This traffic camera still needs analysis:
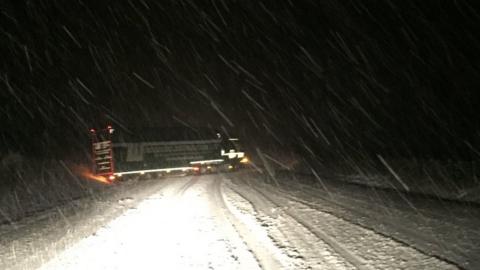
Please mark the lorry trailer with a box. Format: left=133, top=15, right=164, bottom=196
left=90, top=126, right=248, bottom=181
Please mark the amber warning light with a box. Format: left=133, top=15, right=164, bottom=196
left=72, top=165, right=112, bottom=185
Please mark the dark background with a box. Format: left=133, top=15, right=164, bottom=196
left=1, top=0, right=479, bottom=164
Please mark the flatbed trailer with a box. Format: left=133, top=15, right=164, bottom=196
left=90, top=126, right=247, bottom=181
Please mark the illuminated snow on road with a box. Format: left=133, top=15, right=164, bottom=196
left=2, top=173, right=465, bottom=270
left=40, top=178, right=260, bottom=270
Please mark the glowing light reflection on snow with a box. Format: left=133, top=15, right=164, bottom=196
left=39, top=182, right=253, bottom=270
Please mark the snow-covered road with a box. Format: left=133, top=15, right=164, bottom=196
left=39, top=176, right=263, bottom=270
left=1, top=171, right=476, bottom=269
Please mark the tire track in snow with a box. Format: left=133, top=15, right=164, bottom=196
left=283, top=181, right=477, bottom=235
left=247, top=184, right=374, bottom=270
left=174, top=175, right=200, bottom=196
left=209, top=177, right=284, bottom=270
left=248, top=183, right=458, bottom=270
left=39, top=175, right=259, bottom=270
left=274, top=182, right=469, bottom=269
left=225, top=181, right=357, bottom=270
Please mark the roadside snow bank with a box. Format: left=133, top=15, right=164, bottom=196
left=0, top=153, right=109, bottom=224
left=280, top=158, right=480, bottom=204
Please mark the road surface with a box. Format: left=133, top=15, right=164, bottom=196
left=1, top=171, right=478, bottom=269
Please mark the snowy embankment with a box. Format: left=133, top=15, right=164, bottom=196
left=10, top=173, right=460, bottom=270
left=0, top=168, right=166, bottom=270
left=0, top=153, right=109, bottom=224
left=0, top=170, right=474, bottom=269
left=281, top=157, right=480, bottom=204
left=231, top=170, right=480, bottom=269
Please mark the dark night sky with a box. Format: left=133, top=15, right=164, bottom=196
left=1, top=0, right=479, bottom=161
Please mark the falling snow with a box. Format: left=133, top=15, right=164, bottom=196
left=1, top=1, right=480, bottom=269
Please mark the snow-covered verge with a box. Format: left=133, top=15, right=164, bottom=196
left=227, top=171, right=480, bottom=269
left=279, top=158, right=480, bottom=204
left=224, top=174, right=463, bottom=270
left=0, top=153, right=110, bottom=224
left=0, top=173, right=168, bottom=270
left=0, top=171, right=473, bottom=270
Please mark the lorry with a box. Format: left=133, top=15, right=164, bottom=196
left=89, top=126, right=248, bottom=181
